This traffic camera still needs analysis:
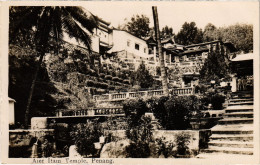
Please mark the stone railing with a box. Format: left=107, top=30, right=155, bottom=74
left=56, top=107, right=124, bottom=117
left=93, top=87, right=194, bottom=101
left=173, top=87, right=193, bottom=95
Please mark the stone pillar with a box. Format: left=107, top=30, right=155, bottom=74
left=231, top=75, right=237, bottom=92
left=153, top=46, right=157, bottom=65
left=169, top=54, right=172, bottom=64
left=164, top=51, right=167, bottom=64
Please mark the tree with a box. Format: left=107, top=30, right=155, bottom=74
left=121, top=14, right=150, bottom=38
left=220, top=24, right=253, bottom=53
left=161, top=25, right=174, bottom=39
left=175, top=22, right=203, bottom=45
left=9, top=6, right=98, bottom=127
left=203, top=23, right=253, bottom=53
left=152, top=6, right=169, bottom=96
left=203, top=23, right=218, bottom=42
left=199, top=43, right=231, bottom=83
left=130, top=62, right=154, bottom=89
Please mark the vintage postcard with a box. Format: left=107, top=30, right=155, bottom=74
left=0, top=1, right=259, bottom=164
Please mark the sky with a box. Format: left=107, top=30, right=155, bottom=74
left=83, top=1, right=257, bottom=33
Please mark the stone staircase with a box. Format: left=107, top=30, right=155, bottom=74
left=199, top=91, right=254, bottom=156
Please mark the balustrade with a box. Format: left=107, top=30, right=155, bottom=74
left=93, top=87, right=194, bottom=102
left=57, top=107, right=124, bottom=117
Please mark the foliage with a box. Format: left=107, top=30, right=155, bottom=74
left=199, top=43, right=231, bottom=83
left=203, top=23, right=253, bottom=53
left=9, top=45, right=58, bottom=124
left=9, top=6, right=98, bottom=127
left=201, top=92, right=226, bottom=110
left=123, top=99, right=148, bottom=127
left=161, top=25, right=174, bottom=39
left=155, top=137, right=175, bottom=158
left=149, top=96, right=202, bottom=130
left=130, top=62, right=155, bottom=89
left=146, top=96, right=168, bottom=128
left=120, top=14, right=150, bottom=38
left=163, top=96, right=201, bottom=130
left=175, top=133, right=191, bottom=155
left=203, top=23, right=218, bottom=42
left=70, top=120, right=103, bottom=157
left=175, top=22, right=203, bottom=45
left=125, top=116, right=154, bottom=158
left=10, top=6, right=98, bottom=50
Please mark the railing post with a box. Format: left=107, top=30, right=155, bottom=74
left=108, top=94, right=112, bottom=100
left=126, top=92, right=129, bottom=99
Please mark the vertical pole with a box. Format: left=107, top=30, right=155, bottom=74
left=152, top=6, right=169, bottom=96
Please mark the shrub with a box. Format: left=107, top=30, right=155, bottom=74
left=149, top=96, right=202, bottom=130
left=100, top=83, right=108, bottom=89
left=86, top=80, right=94, bottom=87
left=211, top=94, right=225, bottom=110
left=125, top=116, right=153, bottom=158
left=112, top=77, right=119, bottom=82
left=105, top=75, right=112, bottom=80
left=123, top=80, right=130, bottom=84
left=70, top=120, right=103, bottom=157
left=155, top=137, right=175, bottom=158
left=99, top=73, right=105, bottom=78
left=123, top=99, right=148, bottom=127
left=118, top=78, right=123, bottom=83
left=201, top=92, right=226, bottom=110
left=175, top=133, right=191, bottom=155
left=108, top=86, right=115, bottom=90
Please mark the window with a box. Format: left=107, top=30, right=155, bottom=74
left=127, top=40, right=131, bottom=47
left=144, top=48, right=147, bottom=53
left=135, top=43, right=140, bottom=50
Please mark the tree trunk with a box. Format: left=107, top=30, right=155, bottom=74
left=152, top=6, right=169, bottom=96
left=24, top=52, right=45, bottom=128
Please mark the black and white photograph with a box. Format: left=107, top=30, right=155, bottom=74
left=1, top=1, right=259, bottom=164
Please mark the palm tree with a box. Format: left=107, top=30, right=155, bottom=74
left=9, top=6, right=99, bottom=128
left=152, top=6, right=169, bottom=96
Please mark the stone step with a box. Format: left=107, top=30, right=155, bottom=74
left=228, top=101, right=253, bottom=106
left=229, top=98, right=253, bottom=103
left=218, top=118, right=253, bottom=124
left=196, top=153, right=254, bottom=159
left=210, top=134, right=253, bottom=141
left=224, top=112, right=253, bottom=118
left=211, top=129, right=253, bottom=134
left=208, top=140, right=254, bottom=148
left=201, top=146, right=253, bottom=155
left=225, top=105, right=253, bottom=113
left=211, top=124, right=254, bottom=133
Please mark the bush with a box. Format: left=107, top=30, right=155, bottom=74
left=105, top=75, right=112, bottom=80
left=99, top=73, right=105, bottom=78
left=85, top=80, right=93, bottom=87
left=211, top=94, right=225, bottom=110
left=123, top=80, right=130, bottom=84
left=149, top=95, right=202, bottom=130
left=175, top=133, right=191, bottom=155
left=70, top=120, right=103, bottom=157
left=112, top=77, right=119, bottom=82
left=100, top=83, right=108, bottom=89
left=108, top=86, right=115, bottom=90
left=155, top=137, right=175, bottom=158
left=201, top=92, right=226, bottom=110
left=125, top=116, right=154, bottom=158
left=123, top=99, right=148, bottom=127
